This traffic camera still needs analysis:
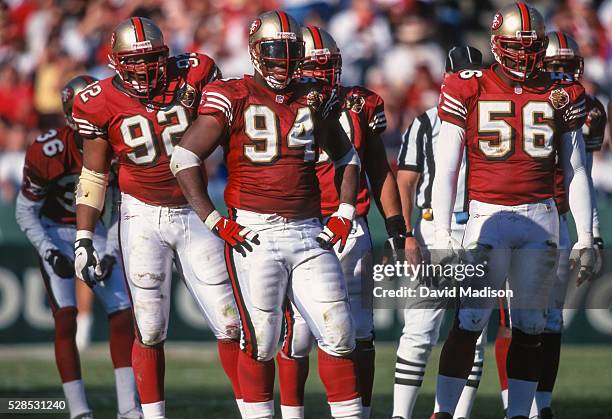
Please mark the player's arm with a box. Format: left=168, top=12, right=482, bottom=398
left=560, top=129, right=595, bottom=284
left=317, top=116, right=360, bottom=252
left=171, top=115, right=259, bottom=256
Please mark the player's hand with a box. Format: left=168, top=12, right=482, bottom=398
left=317, top=204, right=354, bottom=253
left=205, top=210, right=260, bottom=257
left=74, top=231, right=102, bottom=287
left=96, top=254, right=117, bottom=281
left=431, top=230, right=463, bottom=266
left=593, top=237, right=605, bottom=278
left=44, top=249, right=75, bottom=279
left=404, top=236, right=423, bottom=267
left=570, top=242, right=596, bottom=286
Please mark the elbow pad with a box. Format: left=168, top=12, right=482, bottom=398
left=76, top=167, right=108, bottom=211
left=333, top=147, right=361, bottom=169
left=170, top=145, right=201, bottom=176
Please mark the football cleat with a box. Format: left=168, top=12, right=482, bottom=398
left=248, top=10, right=304, bottom=90
left=490, top=2, right=547, bottom=81
left=544, top=31, right=583, bottom=79
left=61, top=75, right=99, bottom=132
left=108, top=17, right=169, bottom=98
left=301, top=26, right=342, bottom=88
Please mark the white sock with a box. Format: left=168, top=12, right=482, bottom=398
left=236, top=399, right=246, bottom=418
left=62, top=379, right=90, bottom=418
left=507, top=378, right=538, bottom=418
left=280, top=404, right=304, bottom=419
left=434, top=375, right=466, bottom=415
left=535, top=391, right=552, bottom=411
left=329, top=397, right=362, bottom=418
left=501, top=389, right=509, bottom=411
left=529, top=397, right=539, bottom=418
left=114, top=367, right=140, bottom=414
left=141, top=400, right=165, bottom=419
left=454, top=361, right=482, bottom=418
left=244, top=400, right=274, bottom=419
left=76, top=313, right=93, bottom=351
left=362, top=405, right=371, bottom=419
left=392, top=356, right=426, bottom=418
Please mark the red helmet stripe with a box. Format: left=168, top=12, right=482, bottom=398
left=308, top=26, right=323, bottom=50
left=517, top=2, right=531, bottom=31
left=557, top=31, right=567, bottom=48
left=276, top=11, right=290, bottom=32
left=132, top=17, right=146, bottom=42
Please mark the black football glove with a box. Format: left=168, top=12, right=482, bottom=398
left=96, top=254, right=117, bottom=281
left=74, top=237, right=102, bottom=288
left=594, top=237, right=605, bottom=278
left=44, top=249, right=75, bottom=279
left=384, top=215, right=407, bottom=259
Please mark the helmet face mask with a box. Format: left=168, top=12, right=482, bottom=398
left=108, top=17, right=169, bottom=99
left=248, top=11, right=304, bottom=90
left=300, top=26, right=342, bottom=88
left=490, top=2, right=547, bottom=82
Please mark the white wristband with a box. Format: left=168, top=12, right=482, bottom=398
left=76, top=230, right=94, bottom=241
left=204, top=210, right=222, bottom=230
left=336, top=203, right=356, bottom=220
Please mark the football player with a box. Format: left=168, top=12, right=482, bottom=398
left=171, top=11, right=362, bottom=419
left=430, top=3, right=595, bottom=418
left=274, top=26, right=407, bottom=419
left=494, top=31, right=607, bottom=419
left=71, top=18, right=243, bottom=419
left=393, top=46, right=486, bottom=419
left=15, top=75, right=141, bottom=419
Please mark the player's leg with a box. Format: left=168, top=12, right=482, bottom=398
left=495, top=299, right=512, bottom=415
left=454, top=326, right=486, bottom=419
left=92, top=224, right=141, bottom=418
left=288, top=219, right=360, bottom=419
left=226, top=210, right=290, bottom=419
left=75, top=280, right=94, bottom=350
left=277, top=301, right=315, bottom=419
left=41, top=223, right=92, bottom=418
left=434, top=203, right=511, bottom=417
left=506, top=202, right=559, bottom=419
left=119, top=196, right=173, bottom=419
left=172, top=208, right=243, bottom=415
left=534, top=214, right=571, bottom=418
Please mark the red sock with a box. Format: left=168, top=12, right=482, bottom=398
left=317, top=347, right=359, bottom=403
left=108, top=309, right=134, bottom=369
left=54, top=307, right=81, bottom=382
left=355, top=340, right=375, bottom=407
left=277, top=352, right=309, bottom=406
left=496, top=336, right=511, bottom=391
left=132, top=341, right=165, bottom=404
left=218, top=339, right=242, bottom=399
left=238, top=351, right=275, bottom=403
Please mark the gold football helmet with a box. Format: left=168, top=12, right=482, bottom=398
left=248, top=11, right=304, bottom=90
left=108, top=17, right=169, bottom=98
left=61, top=75, right=98, bottom=130
left=301, top=26, right=342, bottom=88
left=544, top=31, right=583, bottom=79
left=490, top=2, right=548, bottom=81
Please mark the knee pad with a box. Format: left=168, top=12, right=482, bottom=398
left=319, top=303, right=356, bottom=357
left=137, top=325, right=167, bottom=347
left=54, top=306, right=78, bottom=340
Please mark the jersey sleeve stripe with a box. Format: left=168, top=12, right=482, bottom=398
left=440, top=105, right=466, bottom=120
left=442, top=92, right=467, bottom=111
left=202, top=103, right=232, bottom=123
left=206, top=96, right=232, bottom=110
left=441, top=95, right=467, bottom=115
left=205, top=91, right=232, bottom=109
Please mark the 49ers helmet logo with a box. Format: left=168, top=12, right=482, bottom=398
left=249, top=18, right=262, bottom=36
left=61, top=87, right=74, bottom=104
left=491, top=13, right=503, bottom=30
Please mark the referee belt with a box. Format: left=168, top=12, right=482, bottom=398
left=421, top=208, right=469, bottom=225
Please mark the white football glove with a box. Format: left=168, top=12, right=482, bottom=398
left=74, top=230, right=103, bottom=287
left=570, top=241, right=596, bottom=286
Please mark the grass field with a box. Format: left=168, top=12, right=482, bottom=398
left=0, top=342, right=610, bottom=419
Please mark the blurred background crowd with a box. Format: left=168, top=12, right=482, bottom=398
left=1, top=0, right=612, bottom=204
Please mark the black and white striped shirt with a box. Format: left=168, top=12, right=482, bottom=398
left=397, top=106, right=468, bottom=213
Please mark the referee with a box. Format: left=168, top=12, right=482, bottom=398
left=393, top=46, right=484, bottom=419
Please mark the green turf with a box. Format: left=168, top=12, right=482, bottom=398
left=0, top=342, right=610, bottom=418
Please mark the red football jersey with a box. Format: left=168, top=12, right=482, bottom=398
left=554, top=93, right=606, bottom=214
left=72, top=53, right=219, bottom=206
left=199, top=76, right=338, bottom=219
left=316, top=85, right=386, bottom=217
left=21, top=127, right=82, bottom=224
left=438, top=65, right=586, bottom=206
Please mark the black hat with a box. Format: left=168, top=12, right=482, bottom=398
left=445, top=45, right=483, bottom=73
